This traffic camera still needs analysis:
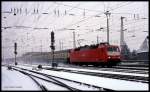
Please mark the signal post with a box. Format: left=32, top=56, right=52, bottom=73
left=14, top=42, right=18, bottom=65
left=50, top=31, right=57, bottom=68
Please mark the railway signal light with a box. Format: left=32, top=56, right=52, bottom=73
left=50, top=31, right=57, bottom=68
left=14, top=51, right=17, bottom=55
left=14, top=42, right=18, bottom=65
left=50, top=45, right=55, bottom=50
left=14, top=42, right=17, bottom=49
left=50, top=31, right=55, bottom=50
left=14, top=42, right=17, bottom=54
left=51, top=31, right=55, bottom=43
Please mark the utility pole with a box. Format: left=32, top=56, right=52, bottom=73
left=77, top=40, right=81, bottom=47
left=61, top=41, right=63, bottom=50
left=25, top=8, right=27, bottom=15
left=40, top=40, right=42, bottom=54
left=59, top=40, right=64, bottom=50
left=120, top=16, right=129, bottom=60
left=120, top=16, right=125, bottom=48
left=97, top=35, right=99, bottom=44
left=104, top=11, right=111, bottom=44
left=73, top=31, right=76, bottom=48
left=59, top=40, right=61, bottom=50
left=27, top=32, right=29, bottom=40
left=31, top=47, right=33, bottom=65
left=3, top=51, right=4, bottom=63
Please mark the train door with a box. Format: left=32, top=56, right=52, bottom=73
left=101, top=48, right=105, bottom=61
left=99, top=47, right=105, bottom=62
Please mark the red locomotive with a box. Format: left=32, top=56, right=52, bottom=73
left=47, top=42, right=121, bottom=67
left=69, top=43, right=121, bottom=66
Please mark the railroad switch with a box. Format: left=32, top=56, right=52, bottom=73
left=52, top=62, right=58, bottom=68
left=38, top=65, right=42, bottom=69
left=7, top=65, right=12, bottom=70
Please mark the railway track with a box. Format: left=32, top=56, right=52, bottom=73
left=6, top=64, right=148, bottom=83
left=10, top=66, right=82, bottom=91
left=7, top=65, right=114, bottom=91
left=42, top=66, right=148, bottom=83
left=113, top=66, right=148, bottom=72
left=117, top=63, right=149, bottom=68
left=3, top=64, right=148, bottom=83
left=92, top=66, right=148, bottom=74
left=17, top=70, right=48, bottom=91
left=59, top=63, right=148, bottom=74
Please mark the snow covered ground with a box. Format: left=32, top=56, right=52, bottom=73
left=2, top=66, right=41, bottom=91
left=16, top=64, right=148, bottom=91
left=58, top=66, right=148, bottom=77
left=18, top=63, right=148, bottom=77
left=38, top=68, right=149, bottom=91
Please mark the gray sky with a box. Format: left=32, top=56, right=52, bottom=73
left=2, top=1, right=148, bottom=58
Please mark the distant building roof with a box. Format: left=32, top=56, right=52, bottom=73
left=137, top=36, right=149, bottom=53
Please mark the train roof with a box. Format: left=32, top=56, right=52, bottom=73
left=72, top=42, right=119, bottom=51
left=54, top=49, right=70, bottom=53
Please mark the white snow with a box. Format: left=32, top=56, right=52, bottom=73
left=16, top=64, right=148, bottom=90
left=31, top=77, right=68, bottom=91
left=40, top=69, right=149, bottom=91
left=57, top=66, right=149, bottom=77
left=20, top=64, right=148, bottom=77
left=2, top=66, right=41, bottom=91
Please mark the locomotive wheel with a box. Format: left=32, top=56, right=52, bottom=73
left=94, top=64, right=99, bottom=67
left=100, top=64, right=105, bottom=68
left=106, top=62, right=113, bottom=67
left=107, top=65, right=112, bottom=68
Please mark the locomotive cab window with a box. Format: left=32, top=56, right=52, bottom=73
left=107, top=47, right=119, bottom=52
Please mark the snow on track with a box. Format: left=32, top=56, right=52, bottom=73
left=17, top=65, right=148, bottom=90
left=2, top=66, right=41, bottom=90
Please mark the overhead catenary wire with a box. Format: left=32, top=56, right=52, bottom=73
left=54, top=2, right=104, bottom=13
left=53, top=2, right=146, bottom=43
left=53, top=2, right=135, bottom=32
left=107, top=2, right=134, bottom=12
left=2, top=1, right=138, bottom=31
left=2, top=2, right=148, bottom=53
left=39, top=2, right=61, bottom=31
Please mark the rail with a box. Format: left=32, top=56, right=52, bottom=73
left=9, top=65, right=114, bottom=91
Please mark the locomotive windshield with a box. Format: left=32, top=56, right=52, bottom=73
left=107, top=47, right=119, bottom=52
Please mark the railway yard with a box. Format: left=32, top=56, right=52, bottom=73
left=2, top=62, right=149, bottom=91
left=2, top=1, right=148, bottom=91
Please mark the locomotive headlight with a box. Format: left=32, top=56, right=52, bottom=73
left=108, top=56, right=111, bottom=59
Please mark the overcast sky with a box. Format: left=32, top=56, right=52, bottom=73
left=2, top=1, right=148, bottom=59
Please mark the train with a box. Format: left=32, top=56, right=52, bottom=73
left=50, top=42, right=121, bottom=67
